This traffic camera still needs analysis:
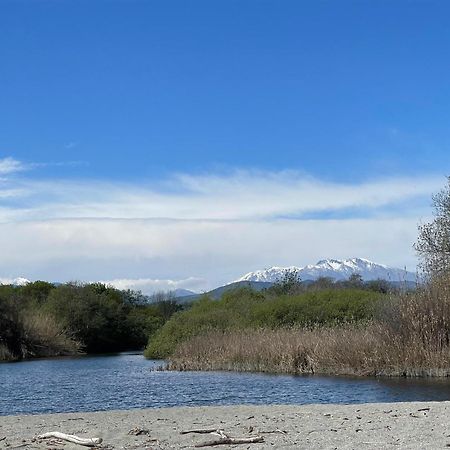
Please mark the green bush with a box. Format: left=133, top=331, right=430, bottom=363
left=252, top=289, right=380, bottom=328
left=145, top=287, right=382, bottom=358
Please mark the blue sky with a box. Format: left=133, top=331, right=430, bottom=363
left=1, top=1, right=449, bottom=291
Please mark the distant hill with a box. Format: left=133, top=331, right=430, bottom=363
left=176, top=280, right=274, bottom=303
left=204, top=280, right=273, bottom=299
left=173, top=288, right=197, bottom=298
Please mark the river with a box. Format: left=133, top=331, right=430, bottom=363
left=2, top=353, right=450, bottom=415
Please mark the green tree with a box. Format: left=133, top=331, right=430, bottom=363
left=20, top=281, right=56, bottom=306
left=43, top=283, right=133, bottom=352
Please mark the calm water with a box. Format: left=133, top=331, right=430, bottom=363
left=2, top=353, right=450, bottom=416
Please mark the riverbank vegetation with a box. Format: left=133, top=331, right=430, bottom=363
left=144, top=284, right=384, bottom=359
left=143, top=273, right=450, bottom=377
left=167, top=276, right=450, bottom=377
left=0, top=282, right=181, bottom=361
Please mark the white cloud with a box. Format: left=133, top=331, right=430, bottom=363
left=0, top=157, right=26, bottom=175
left=0, top=157, right=441, bottom=287
left=0, top=169, right=443, bottom=222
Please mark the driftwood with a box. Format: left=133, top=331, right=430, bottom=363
left=195, top=436, right=264, bottom=447
left=180, top=428, right=218, bottom=435
left=37, top=432, right=102, bottom=447
left=194, top=430, right=264, bottom=447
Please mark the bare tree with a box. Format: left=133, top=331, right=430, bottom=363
left=268, top=269, right=302, bottom=296
left=415, top=177, right=450, bottom=276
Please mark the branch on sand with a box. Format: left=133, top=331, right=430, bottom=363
left=193, top=429, right=264, bottom=447
left=180, top=428, right=218, bottom=435
left=37, top=432, right=102, bottom=447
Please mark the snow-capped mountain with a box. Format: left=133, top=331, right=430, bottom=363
left=0, top=277, right=31, bottom=286
left=235, top=258, right=416, bottom=283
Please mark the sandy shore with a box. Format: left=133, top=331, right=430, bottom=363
left=1, top=402, right=449, bottom=449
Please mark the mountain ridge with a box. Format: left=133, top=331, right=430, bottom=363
left=235, top=257, right=416, bottom=284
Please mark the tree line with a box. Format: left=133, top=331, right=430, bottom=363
left=0, top=281, right=181, bottom=361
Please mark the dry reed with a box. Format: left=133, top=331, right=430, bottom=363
left=169, top=276, right=450, bottom=377
left=18, top=311, right=81, bottom=359
left=0, top=343, right=14, bottom=361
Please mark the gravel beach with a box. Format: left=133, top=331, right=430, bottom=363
left=1, top=402, right=448, bottom=449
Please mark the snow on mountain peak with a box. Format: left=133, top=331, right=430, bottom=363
left=235, top=258, right=415, bottom=283
left=0, top=277, right=31, bottom=286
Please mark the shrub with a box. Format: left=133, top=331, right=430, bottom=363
left=145, top=287, right=382, bottom=358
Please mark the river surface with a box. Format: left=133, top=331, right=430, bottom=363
left=2, top=353, right=450, bottom=415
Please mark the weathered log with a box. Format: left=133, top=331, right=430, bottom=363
left=37, top=432, right=102, bottom=447
left=195, top=436, right=264, bottom=447
left=180, top=428, right=219, bottom=435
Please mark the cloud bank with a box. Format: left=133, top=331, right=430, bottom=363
left=0, top=157, right=441, bottom=292
left=99, top=277, right=206, bottom=295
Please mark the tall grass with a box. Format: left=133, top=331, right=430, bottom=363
left=169, top=325, right=450, bottom=377
left=168, top=276, right=450, bottom=377
left=0, top=311, right=81, bottom=361
left=20, top=311, right=81, bottom=358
